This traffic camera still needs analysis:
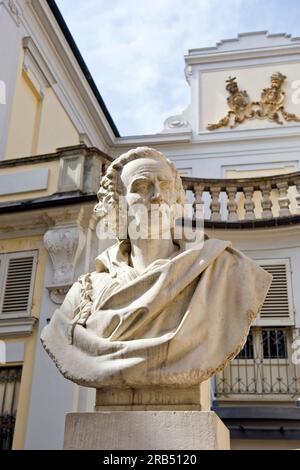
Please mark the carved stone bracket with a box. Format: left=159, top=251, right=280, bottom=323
left=46, top=284, right=72, bottom=305
left=44, top=224, right=86, bottom=304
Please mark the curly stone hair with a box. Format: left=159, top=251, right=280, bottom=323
left=94, top=147, right=185, bottom=219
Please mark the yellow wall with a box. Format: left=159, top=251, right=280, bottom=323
left=5, top=69, right=40, bottom=158
left=5, top=49, right=79, bottom=159
left=0, top=160, right=60, bottom=203
left=37, top=87, right=80, bottom=155
left=0, top=236, right=47, bottom=450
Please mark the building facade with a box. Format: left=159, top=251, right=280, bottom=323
left=0, top=0, right=299, bottom=450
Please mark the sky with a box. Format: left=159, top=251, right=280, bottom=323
left=55, top=0, right=300, bottom=137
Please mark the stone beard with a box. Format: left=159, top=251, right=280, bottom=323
left=41, top=147, right=272, bottom=388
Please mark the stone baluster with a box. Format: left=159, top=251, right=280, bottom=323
left=260, top=183, right=273, bottom=219
left=209, top=186, right=221, bottom=222
left=182, top=180, right=189, bottom=192
left=226, top=186, right=238, bottom=222
left=295, top=179, right=300, bottom=207
left=182, top=181, right=189, bottom=205
left=276, top=181, right=291, bottom=217
left=192, top=184, right=204, bottom=220
left=243, top=186, right=256, bottom=220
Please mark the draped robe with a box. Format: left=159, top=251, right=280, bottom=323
left=41, top=238, right=272, bottom=388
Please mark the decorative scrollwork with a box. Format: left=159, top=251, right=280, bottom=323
left=6, top=0, right=21, bottom=26
left=207, top=77, right=254, bottom=130
left=207, top=72, right=300, bottom=130
left=254, top=72, right=300, bottom=125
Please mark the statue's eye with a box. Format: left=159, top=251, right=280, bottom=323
left=131, top=180, right=150, bottom=193
left=160, top=181, right=171, bottom=190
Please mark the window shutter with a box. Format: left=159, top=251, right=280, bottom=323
left=254, top=259, right=294, bottom=326
left=0, top=252, right=37, bottom=318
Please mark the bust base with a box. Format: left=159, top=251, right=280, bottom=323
left=95, top=381, right=211, bottom=411
left=64, top=411, right=230, bottom=450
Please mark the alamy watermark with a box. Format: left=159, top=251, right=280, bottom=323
left=292, top=336, right=300, bottom=365
left=0, top=340, right=6, bottom=364
left=0, top=80, right=6, bottom=105
left=96, top=199, right=205, bottom=248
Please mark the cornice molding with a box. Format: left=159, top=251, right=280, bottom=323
left=196, top=125, right=300, bottom=145
left=0, top=316, right=38, bottom=337
left=114, top=131, right=192, bottom=148
left=0, top=144, right=112, bottom=169
left=17, top=1, right=114, bottom=151
left=207, top=224, right=300, bottom=250
left=27, top=0, right=116, bottom=147
left=185, top=32, right=300, bottom=65
left=0, top=203, right=94, bottom=239
left=185, top=45, right=300, bottom=66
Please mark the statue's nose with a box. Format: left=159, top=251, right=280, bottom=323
left=150, top=182, right=162, bottom=203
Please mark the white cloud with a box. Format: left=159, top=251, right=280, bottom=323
left=56, top=0, right=300, bottom=136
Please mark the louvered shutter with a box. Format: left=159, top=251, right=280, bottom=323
left=0, top=251, right=37, bottom=318
left=254, top=259, right=294, bottom=326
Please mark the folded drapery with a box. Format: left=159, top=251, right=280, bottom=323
left=41, top=238, right=272, bottom=388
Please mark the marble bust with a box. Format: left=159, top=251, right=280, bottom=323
left=41, top=147, right=272, bottom=389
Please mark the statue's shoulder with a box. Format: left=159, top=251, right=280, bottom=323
left=62, top=272, right=97, bottom=309
left=77, top=270, right=112, bottom=299
left=201, top=236, right=231, bottom=253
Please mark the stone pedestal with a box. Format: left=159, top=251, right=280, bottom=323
left=64, top=382, right=230, bottom=449
left=95, top=382, right=211, bottom=411
left=64, top=411, right=230, bottom=450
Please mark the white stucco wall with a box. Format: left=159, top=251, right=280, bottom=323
left=0, top=2, right=22, bottom=160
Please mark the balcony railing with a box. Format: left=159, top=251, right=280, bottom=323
left=182, top=172, right=300, bottom=224
left=215, top=327, right=300, bottom=399
left=0, top=366, right=22, bottom=450
left=1, top=145, right=300, bottom=228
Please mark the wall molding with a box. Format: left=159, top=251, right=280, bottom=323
left=22, top=36, right=56, bottom=98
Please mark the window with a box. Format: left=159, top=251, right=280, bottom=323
left=215, top=258, right=300, bottom=398
left=236, top=330, right=254, bottom=359
left=262, top=328, right=288, bottom=359
left=254, top=259, right=294, bottom=326
left=238, top=328, right=288, bottom=361
left=216, top=326, right=299, bottom=396
left=0, top=251, right=37, bottom=319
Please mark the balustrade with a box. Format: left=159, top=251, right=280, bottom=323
left=182, top=172, right=300, bottom=223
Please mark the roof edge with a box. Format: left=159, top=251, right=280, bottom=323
left=46, top=0, right=120, bottom=137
